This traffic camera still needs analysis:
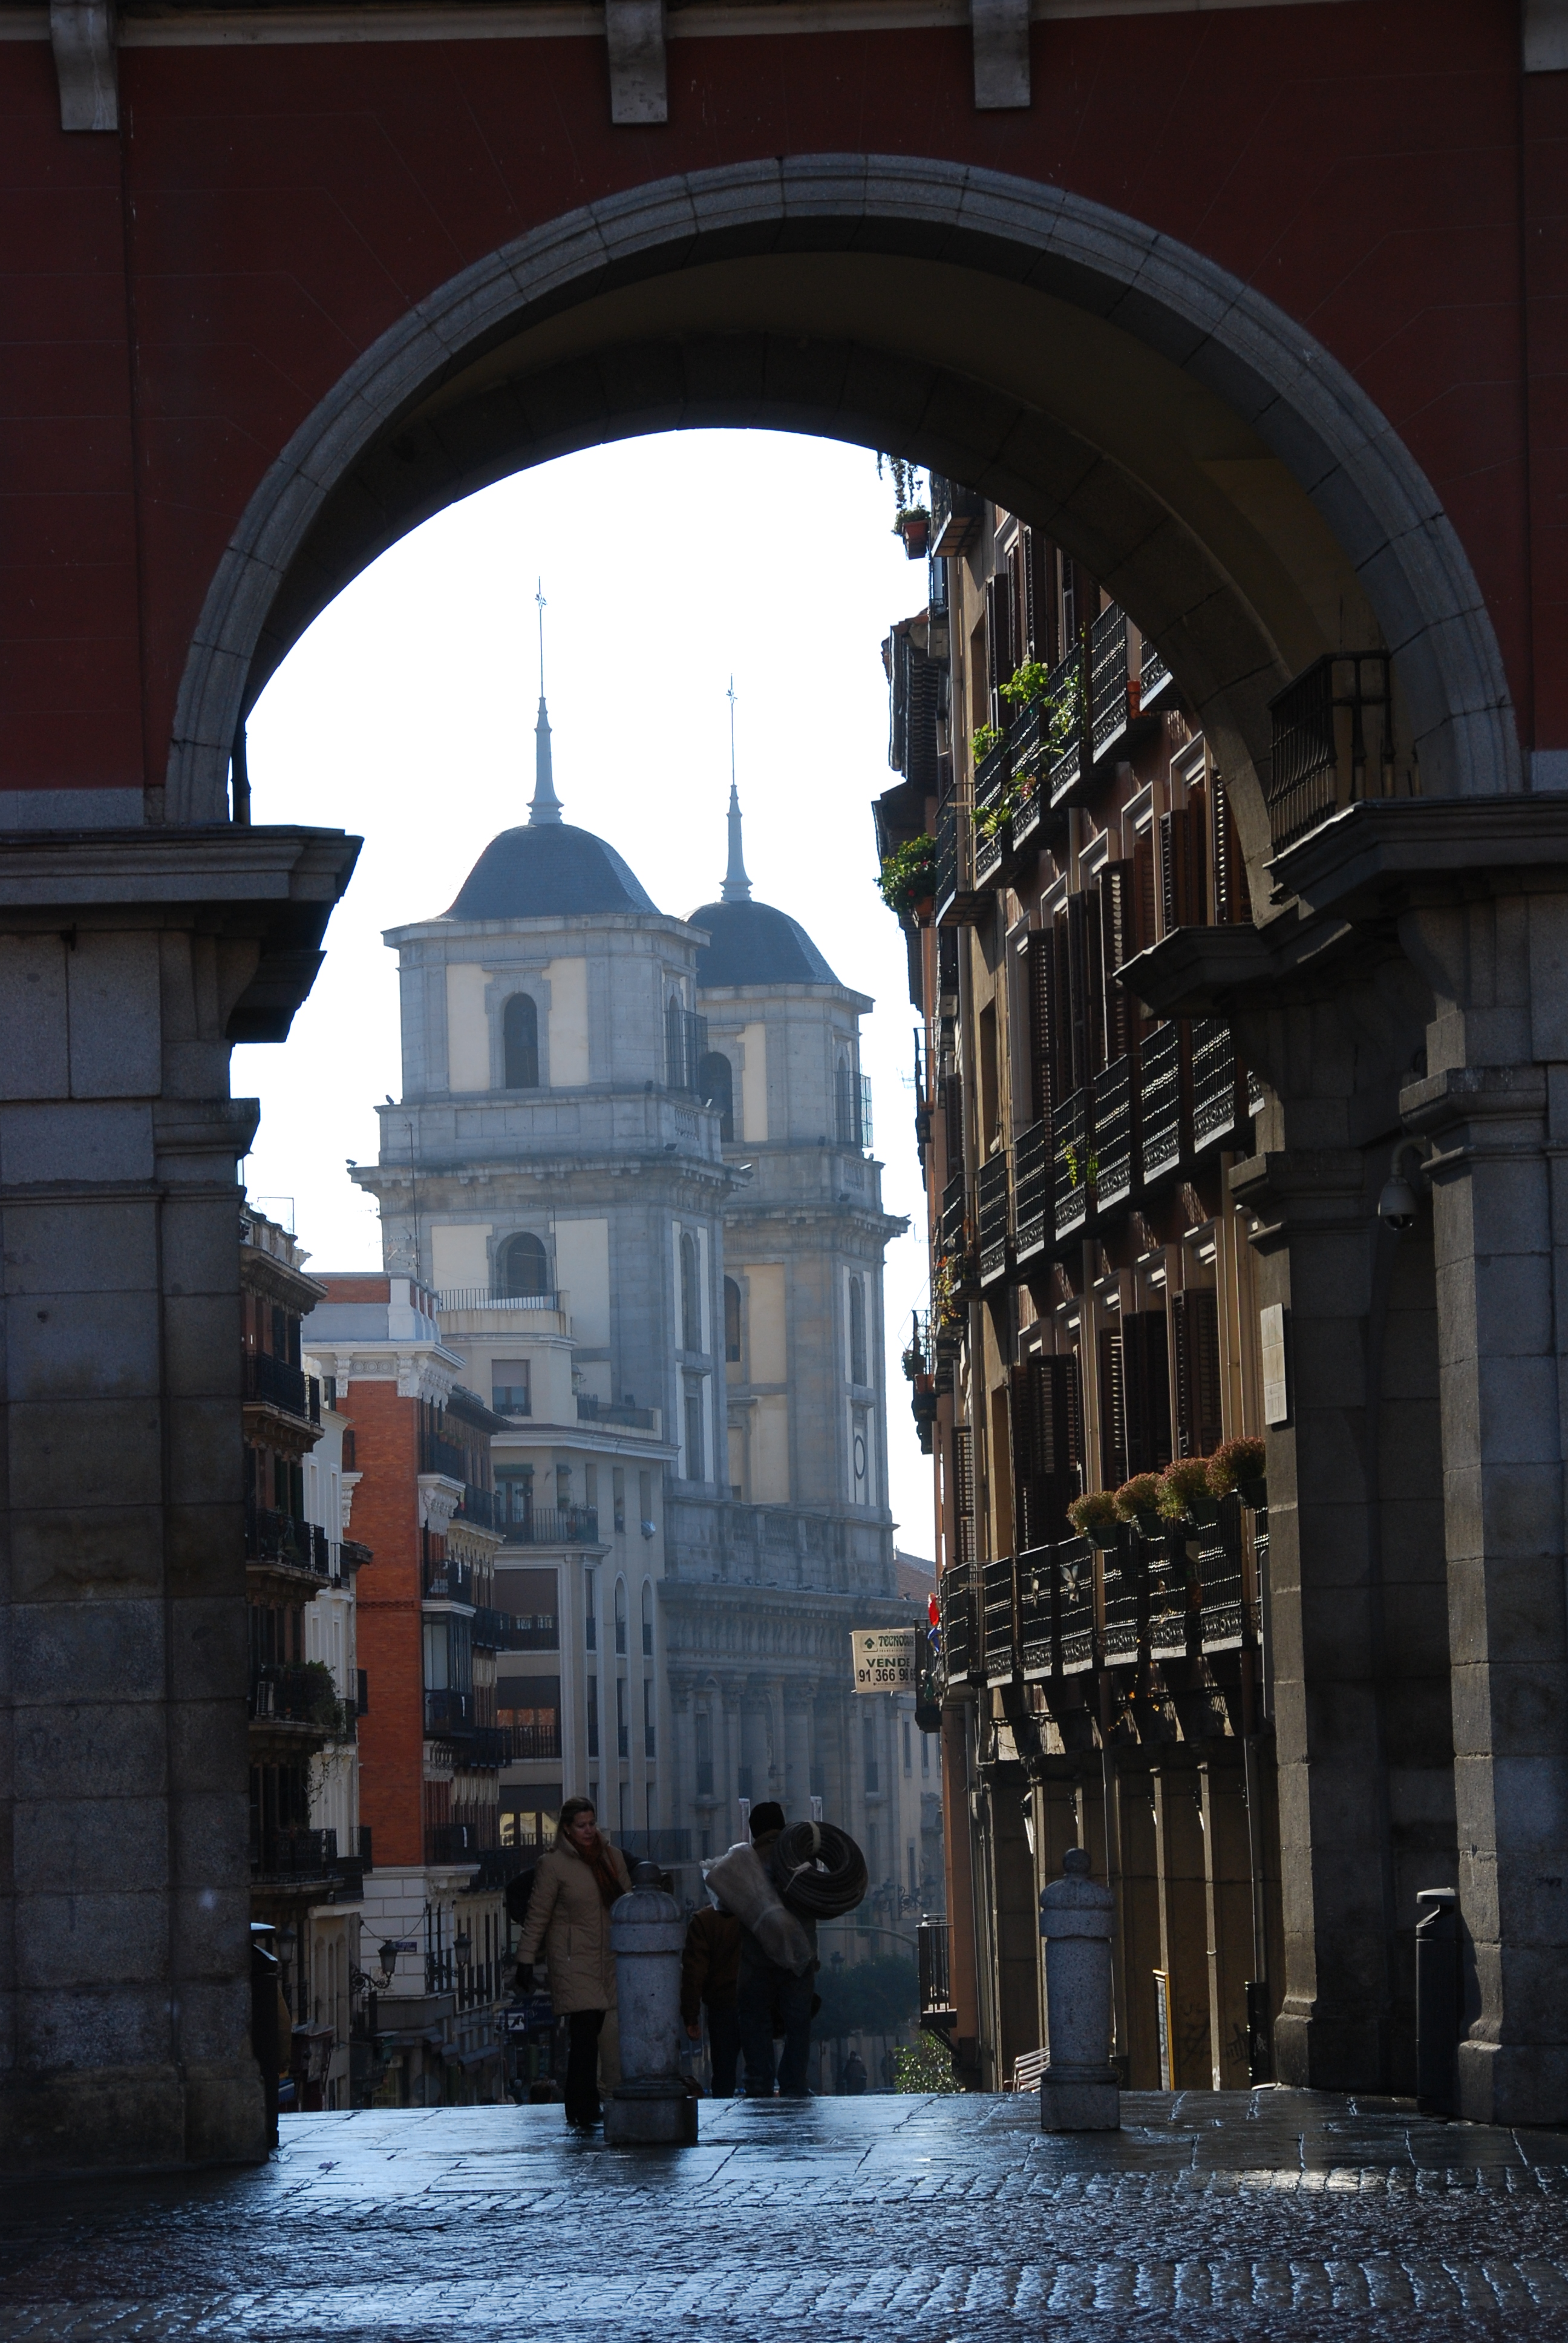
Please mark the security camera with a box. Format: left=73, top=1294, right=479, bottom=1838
left=1377, top=1141, right=1427, bottom=1232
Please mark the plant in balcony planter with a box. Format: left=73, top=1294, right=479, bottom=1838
left=1067, top=1489, right=1121, bottom=1550
left=1001, top=657, right=1053, bottom=709
left=970, top=721, right=1002, bottom=766
left=877, top=832, right=936, bottom=923
left=894, top=505, right=930, bottom=558
left=1157, top=1457, right=1220, bottom=1531
left=1114, top=1472, right=1165, bottom=1537
left=901, top=1338, right=926, bottom=1383
left=1207, top=1435, right=1267, bottom=1510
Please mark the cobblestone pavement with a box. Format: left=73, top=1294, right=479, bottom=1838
left=5, top=2090, right=1568, bottom=2342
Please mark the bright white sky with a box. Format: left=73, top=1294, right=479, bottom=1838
left=233, top=428, right=936, bottom=1555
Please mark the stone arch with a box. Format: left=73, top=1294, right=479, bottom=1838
left=169, top=157, right=1518, bottom=879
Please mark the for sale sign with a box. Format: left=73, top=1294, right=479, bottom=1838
left=851, top=1627, right=919, bottom=1694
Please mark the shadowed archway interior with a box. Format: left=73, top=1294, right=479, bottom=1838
left=169, top=157, right=1518, bottom=884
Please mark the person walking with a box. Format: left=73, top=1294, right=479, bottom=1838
left=514, top=1797, right=631, bottom=2129
left=681, top=1896, right=743, bottom=2095
left=841, top=2048, right=868, bottom=2095
left=734, top=1801, right=817, bottom=2099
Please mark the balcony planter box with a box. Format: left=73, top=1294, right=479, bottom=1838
left=897, top=511, right=930, bottom=559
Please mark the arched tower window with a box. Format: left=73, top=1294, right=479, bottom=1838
left=499, top=1231, right=548, bottom=1298
left=679, top=1230, right=702, bottom=1351
left=614, top=1576, right=628, bottom=1656
left=503, top=992, right=538, bottom=1089
left=724, top=1276, right=742, bottom=1364
left=699, top=1050, right=734, bottom=1141
left=641, top=1579, right=653, bottom=1657
left=665, top=995, right=685, bottom=1090
left=849, top=1275, right=867, bottom=1386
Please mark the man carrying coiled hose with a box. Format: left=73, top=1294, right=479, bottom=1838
left=707, top=1805, right=869, bottom=2099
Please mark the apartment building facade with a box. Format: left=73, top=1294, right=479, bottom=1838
left=883, top=488, right=1293, bottom=2091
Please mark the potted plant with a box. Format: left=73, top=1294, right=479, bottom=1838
left=1114, top=1472, right=1165, bottom=1538
left=1067, top=1489, right=1121, bottom=1550
left=877, top=833, right=936, bottom=923
left=970, top=721, right=1002, bottom=767
left=1208, top=1435, right=1267, bottom=1510
left=1157, top=1457, right=1220, bottom=1533
left=894, top=504, right=930, bottom=559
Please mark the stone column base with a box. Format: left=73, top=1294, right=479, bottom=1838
left=1039, top=2064, right=1120, bottom=2132
left=603, top=2079, right=699, bottom=2146
left=0, top=2062, right=269, bottom=2177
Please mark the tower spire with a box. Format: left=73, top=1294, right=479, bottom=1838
left=529, top=577, right=563, bottom=826
left=721, top=677, right=751, bottom=902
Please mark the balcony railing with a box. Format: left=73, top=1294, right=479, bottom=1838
left=938, top=1568, right=975, bottom=1689
left=1266, top=650, right=1399, bottom=854
left=249, top=1660, right=350, bottom=1734
left=507, top=1717, right=562, bottom=1761
left=1047, top=641, right=1088, bottom=808
left=421, top=1432, right=468, bottom=1482
left=976, top=1153, right=1010, bottom=1289
left=245, top=1502, right=324, bottom=1575
left=243, top=1349, right=314, bottom=1421
left=1005, top=701, right=1045, bottom=860
left=1101, top=1532, right=1140, bottom=1665
left=1011, top=1119, right=1050, bottom=1265
left=973, top=736, right=1011, bottom=888
left=1198, top=1495, right=1249, bottom=1651
left=1094, top=1054, right=1136, bottom=1217
left=1053, top=1086, right=1093, bottom=1242
left=467, top=1725, right=514, bottom=1768
left=1089, top=603, right=1131, bottom=765
left=576, top=1395, right=656, bottom=1429
left=1191, top=1018, right=1244, bottom=1155
left=1141, top=628, right=1172, bottom=709
left=930, top=474, right=983, bottom=558
left=423, top=1688, right=473, bottom=1735
left=1140, top=1021, right=1184, bottom=1187
left=436, top=1286, right=561, bottom=1313
left=934, top=790, right=959, bottom=924
left=1058, top=1538, right=1096, bottom=1673
left=454, top=1482, right=497, bottom=1530
left=427, top=1820, right=482, bottom=1865
left=470, top=1605, right=508, bottom=1650
left=423, top=1556, right=475, bottom=1604
left=1018, top=1547, right=1054, bottom=1676
left=918, top=1916, right=955, bottom=2019
left=250, top=1824, right=365, bottom=1892
left=835, top=1066, right=874, bottom=1152
left=1148, top=1535, right=1192, bottom=1662
left=501, top=1613, right=560, bottom=1651
left=503, top=1506, right=599, bottom=1547
left=981, top=1553, right=1016, bottom=1684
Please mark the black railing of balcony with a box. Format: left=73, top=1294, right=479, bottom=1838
left=250, top=1824, right=359, bottom=1883
left=1004, top=700, right=1045, bottom=862
left=934, top=790, right=959, bottom=923
left=454, top=1482, right=496, bottom=1529
left=930, top=474, right=983, bottom=558
left=1011, top=1119, right=1051, bottom=1264
left=973, top=735, right=1011, bottom=886
left=918, top=1916, right=954, bottom=2019
left=1191, top=1018, right=1244, bottom=1155
left=243, top=1349, right=310, bottom=1420
left=467, top=1725, right=514, bottom=1769
left=423, top=1687, right=473, bottom=1735
left=1089, top=603, right=1130, bottom=765
left=1047, top=641, right=1088, bottom=807
left=938, top=1569, right=975, bottom=1687
left=1018, top=1547, right=1054, bottom=1676
left=427, top=1820, right=480, bottom=1866
left=939, top=1172, right=967, bottom=1260
left=422, top=1431, right=468, bottom=1482
left=1148, top=1535, right=1192, bottom=1662
left=505, top=1506, right=598, bottom=1547
left=1094, top=1054, right=1136, bottom=1217
left=423, top=1556, right=475, bottom=1604
left=501, top=1613, right=560, bottom=1651
left=1058, top=1538, right=1096, bottom=1673
left=470, top=1605, right=507, bottom=1650
left=1266, top=650, right=1400, bottom=854
left=576, top=1395, right=656, bottom=1429
left=976, top=1152, right=1010, bottom=1288
left=1102, top=1531, right=1142, bottom=1664
left=249, top=1659, right=348, bottom=1732
left=1198, top=1494, right=1248, bottom=1651
left=244, top=1501, right=322, bottom=1574
left=1140, top=1021, right=1184, bottom=1187
left=1053, top=1086, right=1093, bottom=1242
left=507, top=1717, right=561, bottom=1761
left=981, top=1553, right=1016, bottom=1684
left=1141, top=628, right=1172, bottom=707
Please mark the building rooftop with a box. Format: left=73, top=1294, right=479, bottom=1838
left=688, top=785, right=840, bottom=988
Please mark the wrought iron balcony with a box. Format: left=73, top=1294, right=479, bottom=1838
left=981, top=1553, right=1016, bottom=1685
left=245, top=1502, right=324, bottom=1575
left=423, top=1687, right=473, bottom=1735
left=454, top=1482, right=497, bottom=1530
left=421, top=1431, right=468, bottom=1482
left=243, top=1349, right=312, bottom=1421
left=1047, top=641, right=1088, bottom=808
left=1094, top=1054, right=1137, bottom=1217
left=507, top=1716, right=561, bottom=1761
left=466, top=1725, right=514, bottom=1768
left=1266, top=650, right=1399, bottom=854
left=918, top=1916, right=955, bottom=2020
left=1011, top=1119, right=1050, bottom=1265
left=1140, top=1021, right=1184, bottom=1187
left=1018, top=1547, right=1054, bottom=1676
left=503, top=1506, right=599, bottom=1547
left=1148, top=1535, right=1193, bottom=1663
left=1053, top=1086, right=1093, bottom=1242
left=576, top=1395, right=656, bottom=1429
left=501, top=1612, right=560, bottom=1651
left=934, top=790, right=959, bottom=924
left=976, top=1152, right=1010, bottom=1289
left=1197, top=1495, right=1250, bottom=1651
left=1191, top=1017, right=1246, bottom=1155
left=1101, top=1530, right=1141, bottom=1665
left=1058, top=1538, right=1096, bottom=1674
left=1089, top=602, right=1131, bottom=765
left=973, top=736, right=1011, bottom=887
left=937, top=1568, right=975, bottom=1689
left=436, top=1285, right=561, bottom=1314
left=930, top=473, right=983, bottom=558
left=423, top=1556, right=475, bottom=1605
left=249, top=1659, right=347, bottom=1732
left=1140, top=628, right=1172, bottom=710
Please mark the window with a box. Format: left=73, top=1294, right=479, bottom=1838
left=495, top=1675, right=561, bottom=1760
left=586, top=1675, right=599, bottom=1758
left=694, top=1708, right=713, bottom=1798
left=555, top=1464, right=572, bottom=1510
left=584, top=1464, right=598, bottom=1513
left=641, top=1579, right=653, bottom=1657
left=499, top=1231, right=548, bottom=1298
left=903, top=1715, right=912, bottom=1775
left=679, top=1230, right=702, bottom=1351
left=492, top=1358, right=531, bottom=1416
left=613, top=1468, right=626, bottom=1534
left=665, top=995, right=685, bottom=1090
left=698, top=1050, right=734, bottom=1141
left=584, top=1568, right=596, bottom=1652
left=614, top=1578, right=627, bottom=1656
left=863, top=1712, right=879, bottom=1795
left=684, top=1380, right=704, bottom=1481
left=496, top=1472, right=534, bottom=1533
left=849, top=1276, right=867, bottom=1386
left=643, top=1675, right=656, bottom=1758
left=616, top=1675, right=629, bottom=1759
left=503, top=992, right=539, bottom=1089
left=724, top=1277, right=742, bottom=1364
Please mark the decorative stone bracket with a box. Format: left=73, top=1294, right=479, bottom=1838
left=417, top=1472, right=463, bottom=1536
left=50, top=1, right=117, bottom=131
left=971, top=0, right=1030, bottom=110
left=606, top=0, right=667, bottom=123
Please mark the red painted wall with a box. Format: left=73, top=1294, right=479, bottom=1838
left=2, top=0, right=1559, bottom=801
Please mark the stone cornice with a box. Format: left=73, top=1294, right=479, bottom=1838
left=305, top=1339, right=459, bottom=1405
left=1269, top=798, right=1568, bottom=922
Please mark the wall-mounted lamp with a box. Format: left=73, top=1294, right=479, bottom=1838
left=1378, top=1139, right=1430, bottom=1233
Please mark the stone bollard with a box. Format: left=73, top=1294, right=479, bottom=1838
left=1037, top=1846, right=1120, bottom=2132
left=603, top=1861, right=698, bottom=2146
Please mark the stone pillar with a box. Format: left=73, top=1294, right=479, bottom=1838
left=1152, top=1764, right=1212, bottom=2088
left=782, top=1678, right=814, bottom=1821
left=1116, top=1758, right=1162, bottom=2089
left=0, top=827, right=358, bottom=2175
left=1200, top=1758, right=1254, bottom=2089
left=717, top=1673, right=745, bottom=1841
left=667, top=1675, right=694, bottom=1856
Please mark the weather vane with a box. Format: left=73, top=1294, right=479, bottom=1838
left=727, top=675, right=737, bottom=789
left=536, top=578, right=547, bottom=698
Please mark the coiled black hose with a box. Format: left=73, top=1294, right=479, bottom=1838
left=769, top=1821, right=868, bottom=1919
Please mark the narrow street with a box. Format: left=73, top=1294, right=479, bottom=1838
left=3, top=2092, right=1567, bottom=2341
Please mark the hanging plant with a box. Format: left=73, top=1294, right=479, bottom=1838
left=1207, top=1435, right=1267, bottom=1509
left=1067, top=1489, right=1120, bottom=1549
left=877, top=833, right=936, bottom=922
left=970, top=721, right=1003, bottom=766
left=1157, top=1457, right=1220, bottom=1530
left=1114, top=1473, right=1165, bottom=1535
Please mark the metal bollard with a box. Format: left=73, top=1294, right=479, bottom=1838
left=604, top=1861, right=698, bottom=2145
left=1037, top=1846, right=1120, bottom=2132
left=1415, top=1886, right=1459, bottom=2115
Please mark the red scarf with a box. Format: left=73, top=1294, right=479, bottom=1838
left=575, top=1831, right=624, bottom=1910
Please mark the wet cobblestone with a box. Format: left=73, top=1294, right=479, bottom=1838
left=4, top=2091, right=1568, bottom=2341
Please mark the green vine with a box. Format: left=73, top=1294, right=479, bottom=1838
left=970, top=721, right=1002, bottom=765
left=877, top=833, right=936, bottom=921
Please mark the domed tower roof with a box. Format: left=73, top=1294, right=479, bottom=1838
left=445, top=634, right=659, bottom=919
left=688, top=786, right=840, bottom=986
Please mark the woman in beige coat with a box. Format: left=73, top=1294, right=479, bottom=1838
left=516, top=1798, right=631, bottom=2126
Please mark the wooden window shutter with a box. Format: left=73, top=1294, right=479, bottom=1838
left=1122, top=1309, right=1173, bottom=1476
left=1160, top=808, right=1186, bottom=938
left=1186, top=777, right=1209, bottom=923
left=1134, top=831, right=1158, bottom=956
left=1064, top=894, right=1092, bottom=1094
left=1099, top=1327, right=1128, bottom=1492
left=1021, top=528, right=1037, bottom=660
left=943, top=1075, right=965, bottom=1182
left=1099, top=860, right=1135, bottom=1064
left=1212, top=775, right=1252, bottom=926
left=1171, top=1288, right=1223, bottom=1458
left=953, top=1426, right=975, bottom=1573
